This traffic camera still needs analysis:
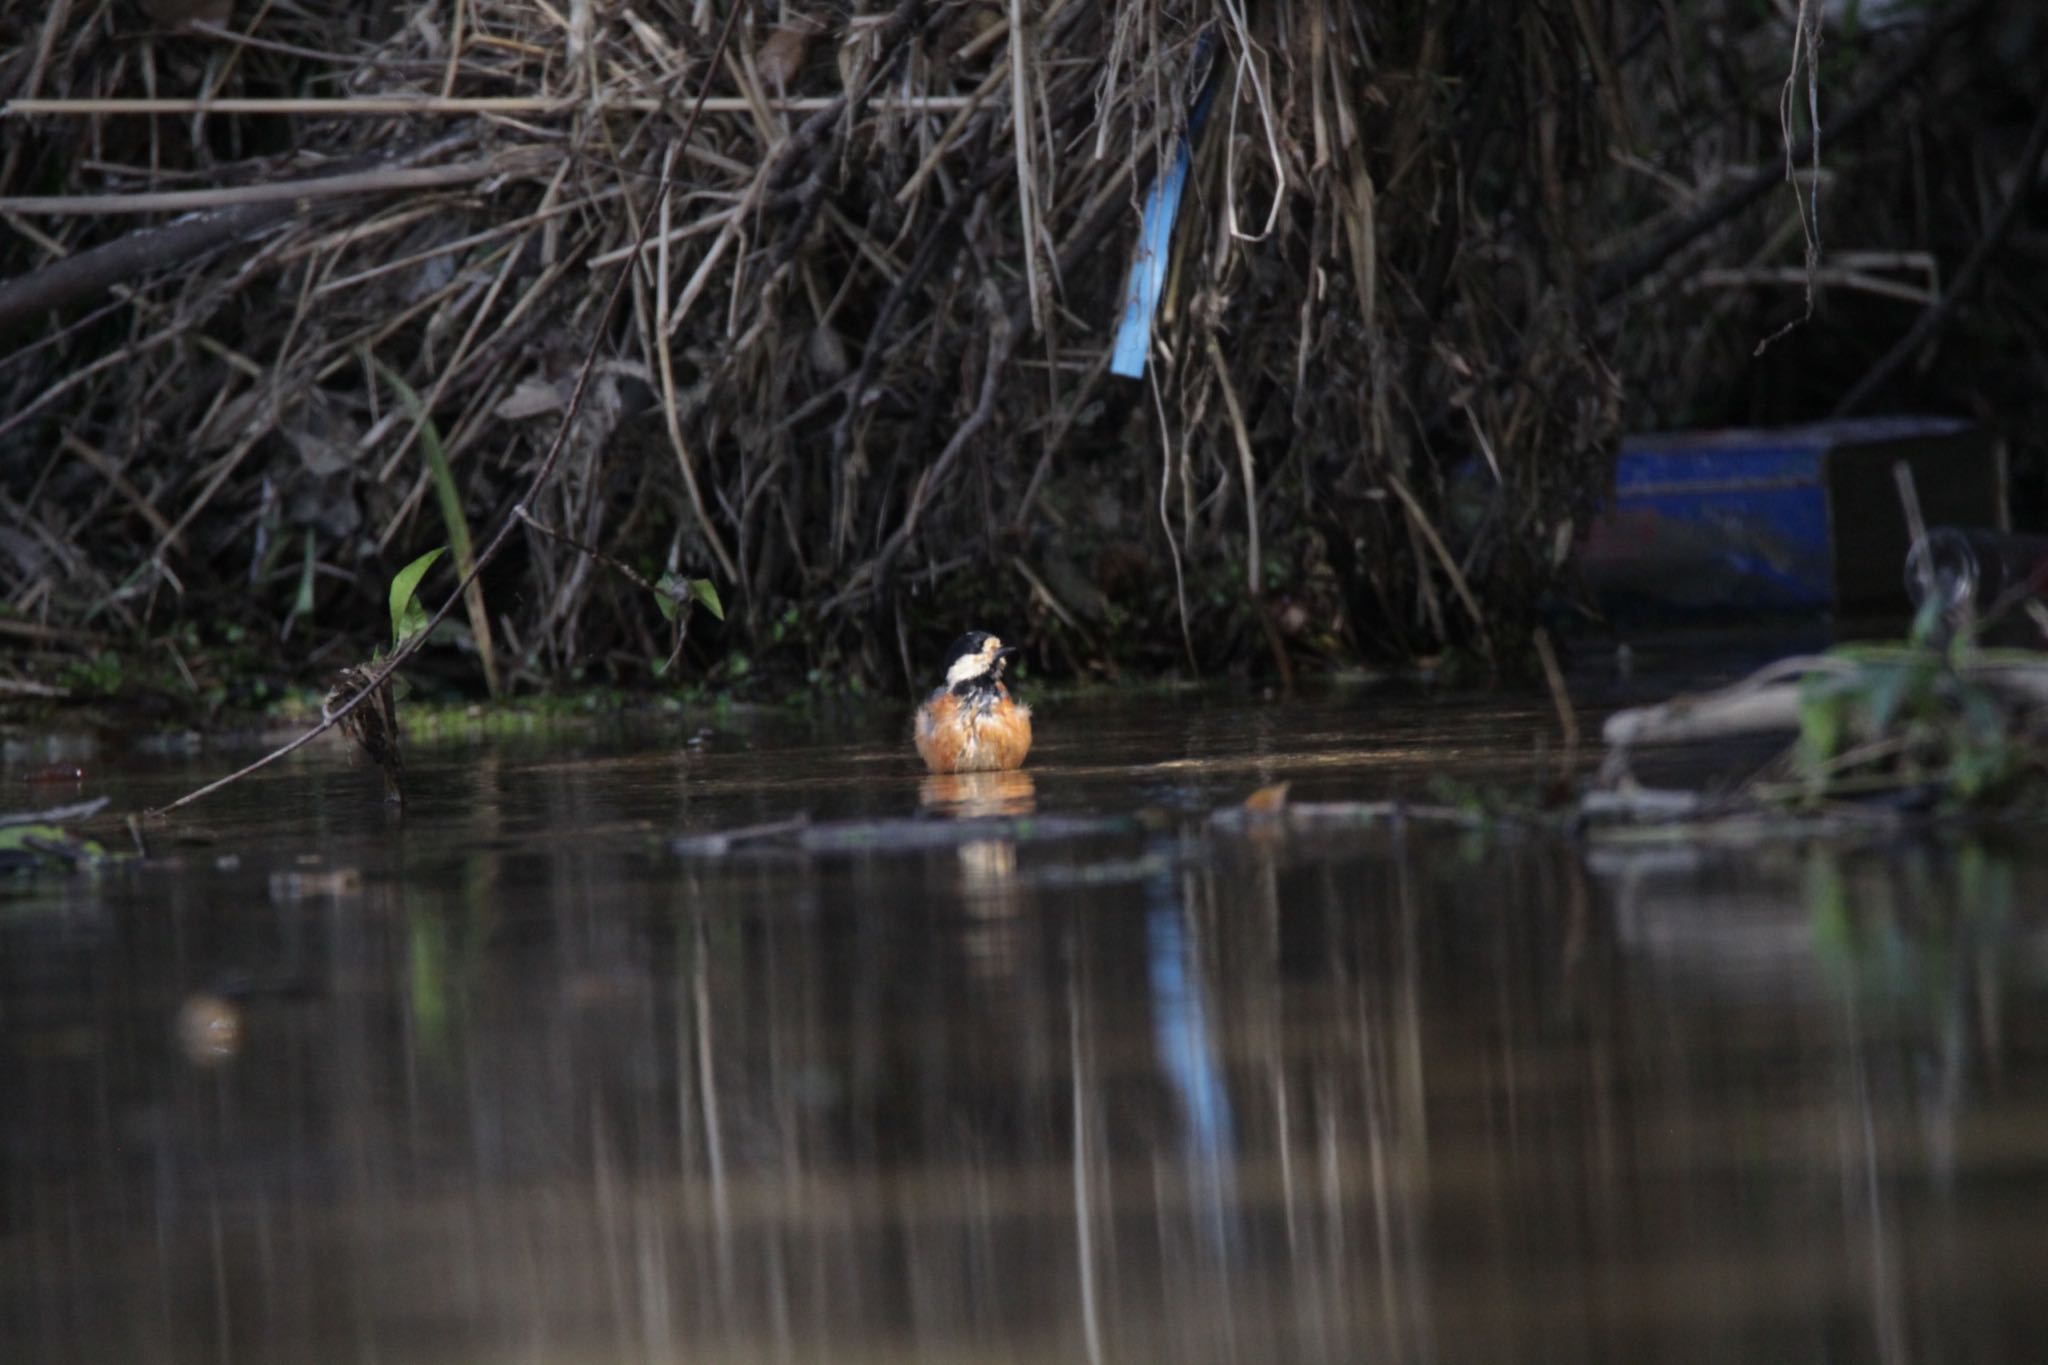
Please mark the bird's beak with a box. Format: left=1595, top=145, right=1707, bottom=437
left=995, top=646, right=1018, bottom=668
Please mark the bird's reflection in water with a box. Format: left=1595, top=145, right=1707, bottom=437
left=920, top=770, right=1037, bottom=966
left=917, top=769, right=1038, bottom=817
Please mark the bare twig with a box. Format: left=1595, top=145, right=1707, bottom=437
left=0, top=151, right=555, bottom=215
left=0, top=797, right=111, bottom=829
left=3, top=95, right=975, bottom=117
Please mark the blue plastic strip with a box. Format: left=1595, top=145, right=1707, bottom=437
left=1110, top=141, right=1194, bottom=379
left=1110, top=34, right=1219, bottom=380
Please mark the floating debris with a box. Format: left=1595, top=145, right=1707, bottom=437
left=0, top=796, right=114, bottom=877
left=670, top=811, right=1147, bottom=861
left=325, top=664, right=405, bottom=803
left=1597, top=643, right=2048, bottom=824
left=1239, top=781, right=1291, bottom=815
left=267, top=864, right=365, bottom=903
left=175, top=993, right=245, bottom=1067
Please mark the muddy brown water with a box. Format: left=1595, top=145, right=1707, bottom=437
left=6, top=682, right=2048, bottom=1363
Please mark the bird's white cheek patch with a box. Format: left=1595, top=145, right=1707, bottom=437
left=945, top=651, right=992, bottom=687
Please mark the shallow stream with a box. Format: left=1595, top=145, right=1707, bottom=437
left=6, top=682, right=2047, bottom=1362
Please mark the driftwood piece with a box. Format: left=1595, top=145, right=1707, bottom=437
left=1602, top=684, right=1806, bottom=748
left=1603, top=650, right=2048, bottom=752
left=1600, top=655, right=1846, bottom=748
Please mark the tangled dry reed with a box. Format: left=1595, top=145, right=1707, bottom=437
left=1, top=0, right=2040, bottom=700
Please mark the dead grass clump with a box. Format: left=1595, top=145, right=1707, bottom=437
left=3, top=2, right=2030, bottom=700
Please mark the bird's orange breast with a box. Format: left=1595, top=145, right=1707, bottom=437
left=914, top=688, right=1033, bottom=773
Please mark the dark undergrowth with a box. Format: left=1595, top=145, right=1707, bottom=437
left=2, top=0, right=2044, bottom=718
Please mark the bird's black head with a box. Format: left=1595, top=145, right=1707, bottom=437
left=939, top=630, right=1017, bottom=691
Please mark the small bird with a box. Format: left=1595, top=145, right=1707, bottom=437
left=913, top=631, right=1033, bottom=774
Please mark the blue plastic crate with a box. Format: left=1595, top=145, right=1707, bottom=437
left=1580, top=417, right=2003, bottom=615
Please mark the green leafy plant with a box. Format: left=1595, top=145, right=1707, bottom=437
left=60, top=650, right=124, bottom=697
left=0, top=823, right=112, bottom=876
left=390, top=547, right=447, bottom=648
left=369, top=354, right=499, bottom=697
left=648, top=572, right=724, bottom=679
left=1786, top=644, right=2033, bottom=809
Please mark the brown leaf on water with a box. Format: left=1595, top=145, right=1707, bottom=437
left=1242, top=781, right=1292, bottom=814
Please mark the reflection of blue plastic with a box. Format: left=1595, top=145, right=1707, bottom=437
left=1149, top=900, right=1234, bottom=1158
left=1111, top=35, right=1219, bottom=379
left=1147, top=876, right=1235, bottom=1255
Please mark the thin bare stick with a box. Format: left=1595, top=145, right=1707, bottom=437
left=893, top=62, right=1009, bottom=205
left=1532, top=626, right=1579, bottom=753
left=1205, top=333, right=1261, bottom=597
left=0, top=797, right=110, bottom=829
left=3, top=95, right=974, bottom=118
left=1893, top=460, right=1927, bottom=551
left=61, top=435, right=180, bottom=546
left=650, top=143, right=745, bottom=583
left=517, top=506, right=655, bottom=592
left=1688, top=265, right=1934, bottom=306
left=1147, top=359, right=1199, bottom=675
left=1383, top=472, right=1493, bottom=664
left=0, top=151, right=555, bottom=216
left=1006, top=0, right=1045, bottom=333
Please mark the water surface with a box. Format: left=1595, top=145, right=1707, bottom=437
left=6, top=686, right=2046, bottom=1363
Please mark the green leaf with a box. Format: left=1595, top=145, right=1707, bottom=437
left=1796, top=676, right=1848, bottom=770
left=655, top=573, right=688, bottom=626
left=1863, top=660, right=1917, bottom=736
left=390, top=547, right=448, bottom=646
left=652, top=573, right=723, bottom=623
left=1907, top=590, right=1947, bottom=649
left=653, top=572, right=685, bottom=623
